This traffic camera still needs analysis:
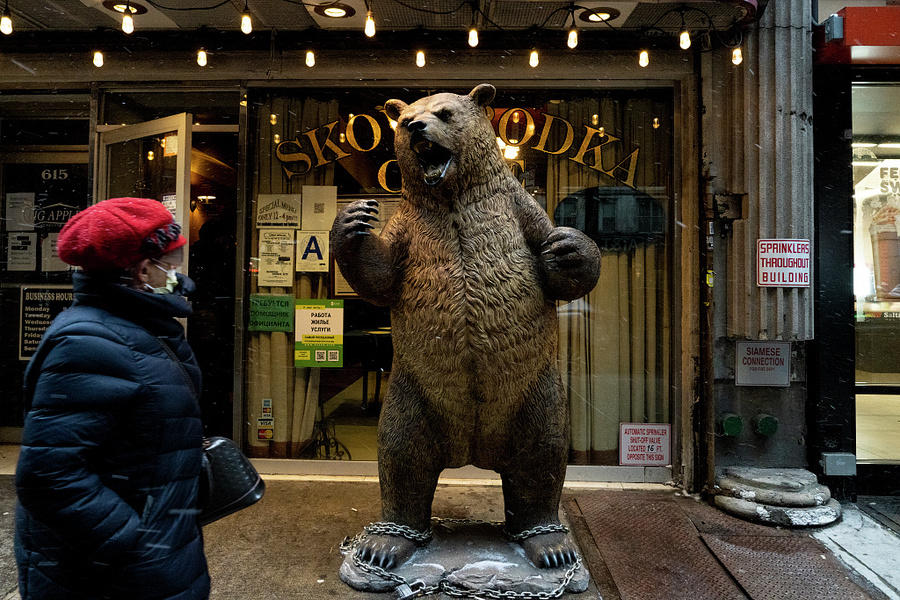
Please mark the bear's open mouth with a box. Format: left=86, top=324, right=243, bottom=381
left=412, top=138, right=452, bottom=186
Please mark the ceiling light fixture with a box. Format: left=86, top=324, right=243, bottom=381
left=241, top=1, right=252, bottom=34
left=529, top=50, right=539, bottom=68
left=306, top=50, right=315, bottom=67
left=639, top=49, right=649, bottom=67
left=732, top=47, right=742, bottom=65
left=416, top=50, right=425, bottom=67
left=578, top=7, right=620, bottom=23
left=314, top=3, right=356, bottom=18
left=197, top=49, right=207, bottom=66
left=93, top=50, right=104, bottom=67
left=104, top=1, right=146, bottom=14
left=1, top=0, right=12, bottom=35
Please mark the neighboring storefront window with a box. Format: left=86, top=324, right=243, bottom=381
left=852, top=82, right=900, bottom=463
left=245, top=87, right=675, bottom=465
left=0, top=96, right=91, bottom=433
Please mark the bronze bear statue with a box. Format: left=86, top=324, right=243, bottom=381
left=331, top=84, right=601, bottom=570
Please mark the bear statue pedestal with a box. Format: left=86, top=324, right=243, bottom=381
left=340, top=519, right=591, bottom=596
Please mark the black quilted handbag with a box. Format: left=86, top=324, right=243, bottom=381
left=198, top=436, right=265, bottom=526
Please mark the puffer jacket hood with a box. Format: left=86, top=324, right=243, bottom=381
left=15, top=272, right=210, bottom=600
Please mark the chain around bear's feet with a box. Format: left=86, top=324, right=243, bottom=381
left=354, top=534, right=418, bottom=570
left=519, top=531, right=580, bottom=569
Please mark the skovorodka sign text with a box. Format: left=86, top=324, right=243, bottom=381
left=275, top=108, right=642, bottom=192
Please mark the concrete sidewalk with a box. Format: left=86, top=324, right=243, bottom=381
left=2, top=475, right=900, bottom=599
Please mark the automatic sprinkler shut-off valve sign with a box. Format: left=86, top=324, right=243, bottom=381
left=619, top=423, right=671, bottom=466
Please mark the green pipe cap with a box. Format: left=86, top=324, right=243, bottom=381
left=720, top=412, right=743, bottom=437
left=753, top=414, right=779, bottom=437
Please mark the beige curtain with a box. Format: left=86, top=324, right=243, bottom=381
left=247, top=96, right=338, bottom=458
left=546, top=96, right=672, bottom=465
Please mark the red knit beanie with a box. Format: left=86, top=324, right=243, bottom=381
left=58, top=197, right=187, bottom=271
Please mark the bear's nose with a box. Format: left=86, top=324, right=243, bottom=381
left=407, top=120, right=427, bottom=133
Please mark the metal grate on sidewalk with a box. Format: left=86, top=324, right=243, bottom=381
left=572, top=490, right=878, bottom=600
left=702, top=534, right=871, bottom=600
left=575, top=491, right=747, bottom=600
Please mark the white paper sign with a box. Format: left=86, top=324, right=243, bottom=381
left=41, top=233, right=69, bottom=272
left=257, top=194, right=301, bottom=229
left=162, top=194, right=177, bottom=217
left=8, top=232, right=37, bottom=271
left=258, top=229, right=295, bottom=287
left=757, top=239, right=811, bottom=287
left=619, top=423, right=671, bottom=466
left=735, top=340, right=791, bottom=387
left=301, top=186, right=337, bottom=230
left=5, top=192, right=35, bottom=231
left=296, top=231, right=329, bottom=272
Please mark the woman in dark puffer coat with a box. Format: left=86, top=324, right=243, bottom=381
left=15, top=197, right=210, bottom=600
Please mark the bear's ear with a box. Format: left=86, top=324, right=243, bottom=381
left=468, top=84, right=496, bottom=107
left=384, top=99, right=408, bottom=122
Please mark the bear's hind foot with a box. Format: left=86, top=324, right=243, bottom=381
left=354, top=534, right=418, bottom=570
left=520, top=531, right=580, bottom=569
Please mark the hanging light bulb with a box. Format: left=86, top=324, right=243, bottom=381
left=270, top=113, right=277, bottom=125
left=306, top=50, right=315, bottom=67
left=416, top=50, right=425, bottom=67
left=147, top=150, right=155, bottom=161
left=1, top=1, right=12, bottom=35
left=679, top=30, right=691, bottom=50
left=732, top=47, right=743, bottom=65
left=241, top=2, right=252, bottom=34
left=93, top=50, right=104, bottom=68
left=197, top=49, right=207, bottom=66
left=365, top=11, right=375, bottom=37
left=468, top=26, right=478, bottom=47
left=639, top=49, right=649, bottom=67
left=529, top=50, right=539, bottom=68
left=567, top=26, right=578, bottom=49
left=122, top=11, right=134, bottom=34
left=653, top=117, right=660, bottom=129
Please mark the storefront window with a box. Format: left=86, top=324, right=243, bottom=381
left=0, top=95, right=91, bottom=435
left=852, top=82, right=900, bottom=463
left=246, top=87, right=675, bottom=465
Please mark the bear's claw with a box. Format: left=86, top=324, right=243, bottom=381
left=354, top=534, right=417, bottom=571
left=520, top=531, right=580, bottom=569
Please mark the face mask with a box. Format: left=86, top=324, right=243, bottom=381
left=147, top=262, right=179, bottom=294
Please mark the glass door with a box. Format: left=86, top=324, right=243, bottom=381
left=97, top=114, right=240, bottom=440
left=852, top=83, right=900, bottom=466
left=97, top=113, right=192, bottom=268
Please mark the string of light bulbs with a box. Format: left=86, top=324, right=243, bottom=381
left=0, top=0, right=742, bottom=70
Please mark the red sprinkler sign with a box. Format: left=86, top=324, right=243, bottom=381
left=757, top=239, right=811, bottom=287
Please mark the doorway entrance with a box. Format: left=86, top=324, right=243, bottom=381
left=97, top=112, right=240, bottom=439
